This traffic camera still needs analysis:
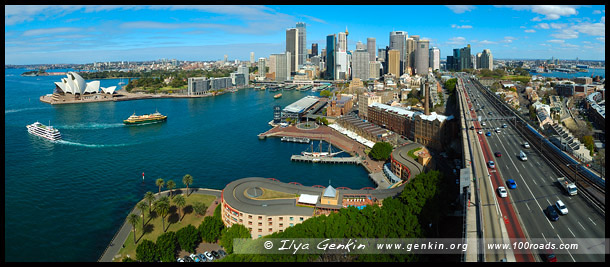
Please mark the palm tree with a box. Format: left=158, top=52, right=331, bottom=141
left=173, top=194, right=186, bottom=222
left=156, top=178, right=165, bottom=195
left=136, top=201, right=149, bottom=230
left=182, top=174, right=193, bottom=196
left=127, top=213, right=141, bottom=245
left=144, top=191, right=156, bottom=214
left=155, top=197, right=170, bottom=233
left=166, top=180, right=176, bottom=199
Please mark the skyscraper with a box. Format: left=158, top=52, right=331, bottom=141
left=258, top=57, right=266, bottom=77
left=352, top=48, right=370, bottom=80
left=296, top=22, right=307, bottom=67
left=250, top=52, right=255, bottom=64
left=429, top=47, right=440, bottom=71
left=356, top=41, right=366, bottom=51
left=338, top=31, right=347, bottom=52
left=415, top=39, right=429, bottom=75
left=326, top=34, right=336, bottom=80
left=459, top=44, right=472, bottom=70
left=405, top=36, right=417, bottom=75
left=480, top=49, right=493, bottom=70
left=311, top=43, right=318, bottom=57
left=273, top=52, right=291, bottom=82
left=286, top=28, right=299, bottom=73
left=388, top=49, right=401, bottom=77
left=367, top=37, right=376, bottom=62
left=389, top=31, right=408, bottom=75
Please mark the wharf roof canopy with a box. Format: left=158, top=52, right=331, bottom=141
left=54, top=72, right=100, bottom=95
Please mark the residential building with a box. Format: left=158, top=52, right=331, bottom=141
left=187, top=77, right=210, bottom=95
left=480, top=49, right=493, bottom=70
left=273, top=52, right=291, bottom=82
left=258, top=58, right=267, bottom=78
left=369, top=61, right=381, bottom=80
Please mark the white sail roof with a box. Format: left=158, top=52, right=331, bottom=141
left=54, top=72, right=100, bottom=94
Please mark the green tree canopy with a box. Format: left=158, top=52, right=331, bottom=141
left=156, top=231, right=178, bottom=263
left=219, top=224, right=251, bottom=254
left=135, top=239, right=159, bottom=262
left=369, top=142, right=394, bottom=161
left=198, top=216, right=225, bottom=243
left=176, top=224, right=201, bottom=253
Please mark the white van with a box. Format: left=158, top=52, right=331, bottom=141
left=519, top=150, right=527, bottom=161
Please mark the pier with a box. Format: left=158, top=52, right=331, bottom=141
left=290, top=155, right=362, bottom=164
left=280, top=136, right=310, bottom=143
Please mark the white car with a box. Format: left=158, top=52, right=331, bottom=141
left=478, top=130, right=483, bottom=135
left=203, top=251, right=214, bottom=261
left=488, top=161, right=495, bottom=169
left=495, top=128, right=501, bottom=133
left=482, top=122, right=486, bottom=126
left=497, top=186, right=508, bottom=198
left=523, top=142, right=530, bottom=148
left=555, top=200, right=568, bottom=215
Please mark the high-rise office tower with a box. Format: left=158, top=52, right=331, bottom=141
left=286, top=28, right=299, bottom=73
left=452, top=48, right=461, bottom=71
left=476, top=53, right=482, bottom=70
left=388, top=49, right=401, bottom=77
left=389, top=31, right=408, bottom=75
left=429, top=47, right=440, bottom=71
left=326, top=34, right=336, bottom=80
left=311, top=43, right=318, bottom=57
left=250, top=52, right=255, bottom=64
left=369, top=61, right=381, bottom=80
left=224, top=55, right=228, bottom=63
left=415, top=39, right=429, bottom=75
left=268, top=55, right=276, bottom=75
left=296, top=22, right=307, bottom=67
left=459, top=44, right=471, bottom=70
left=356, top=41, right=366, bottom=51
left=258, top=57, right=266, bottom=77
left=480, top=49, right=493, bottom=70
left=338, top=31, right=347, bottom=52
left=273, top=52, right=291, bottom=82
left=352, top=48, right=370, bottom=80
left=367, top=37, right=376, bottom=62
left=405, top=36, right=418, bottom=75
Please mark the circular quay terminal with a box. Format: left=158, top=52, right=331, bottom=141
left=5, top=4, right=605, bottom=263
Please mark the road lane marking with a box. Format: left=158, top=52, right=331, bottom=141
left=588, top=217, right=596, bottom=226
left=578, top=221, right=586, bottom=231
left=567, top=227, right=575, bottom=238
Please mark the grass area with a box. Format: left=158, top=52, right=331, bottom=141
left=253, top=188, right=297, bottom=200
left=407, top=147, right=422, bottom=160
left=113, top=193, right=217, bottom=262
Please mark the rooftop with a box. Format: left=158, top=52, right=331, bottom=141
left=283, top=95, right=319, bottom=114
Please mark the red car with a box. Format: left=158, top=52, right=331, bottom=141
left=541, top=249, right=557, bottom=262
left=495, top=151, right=502, bottom=157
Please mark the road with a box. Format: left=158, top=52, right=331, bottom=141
left=462, top=74, right=605, bottom=262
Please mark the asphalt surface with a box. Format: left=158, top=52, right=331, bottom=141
left=463, top=76, right=605, bottom=262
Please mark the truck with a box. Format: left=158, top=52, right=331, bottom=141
left=557, top=177, right=578, bottom=196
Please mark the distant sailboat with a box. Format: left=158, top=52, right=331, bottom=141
left=118, top=77, right=126, bottom=85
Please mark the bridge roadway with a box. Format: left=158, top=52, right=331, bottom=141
left=466, top=76, right=605, bottom=262
left=222, top=177, right=405, bottom=217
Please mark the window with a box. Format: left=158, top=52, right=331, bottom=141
left=300, top=217, right=304, bottom=221
left=279, top=217, right=283, bottom=221
left=268, top=222, right=273, bottom=226
left=248, top=221, right=252, bottom=225
left=279, top=223, right=283, bottom=227
left=289, top=223, right=294, bottom=227
left=258, top=229, right=262, bottom=232
left=269, top=228, right=273, bottom=232
left=290, top=217, right=294, bottom=221
left=258, top=222, right=262, bottom=226
left=258, top=216, right=263, bottom=220
left=248, top=215, right=252, bottom=219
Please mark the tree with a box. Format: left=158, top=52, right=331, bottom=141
left=156, top=231, right=178, bottom=263
left=127, top=213, right=141, bottom=245
left=369, top=142, right=393, bottom=161
left=155, top=197, right=170, bottom=233
left=136, top=201, right=149, bottom=231
left=166, top=180, right=176, bottom=199
left=319, top=89, right=332, bottom=97
left=176, top=225, right=201, bottom=253
left=219, top=224, right=251, bottom=254
left=135, top=239, right=159, bottom=262
left=198, top=216, right=224, bottom=243
left=182, top=174, right=193, bottom=196
left=144, top=191, right=156, bottom=214
left=156, top=178, right=165, bottom=195
left=193, top=201, right=208, bottom=217
left=173, top=194, right=186, bottom=222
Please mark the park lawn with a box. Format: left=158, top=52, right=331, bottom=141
left=114, top=193, right=217, bottom=262
left=407, top=147, right=422, bottom=160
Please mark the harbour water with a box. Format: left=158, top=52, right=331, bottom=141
left=529, top=68, right=605, bottom=79
left=4, top=68, right=372, bottom=262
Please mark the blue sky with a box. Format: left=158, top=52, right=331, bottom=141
left=4, top=5, right=606, bottom=64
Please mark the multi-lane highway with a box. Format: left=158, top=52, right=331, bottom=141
left=460, top=74, right=605, bottom=262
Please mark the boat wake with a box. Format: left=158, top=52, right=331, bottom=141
left=55, top=140, right=135, bottom=148
left=57, top=123, right=125, bottom=130
left=5, top=107, right=50, bottom=114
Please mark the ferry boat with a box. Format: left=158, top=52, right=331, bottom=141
left=123, top=110, right=167, bottom=125
left=274, top=93, right=282, bottom=99
left=26, top=121, right=62, bottom=141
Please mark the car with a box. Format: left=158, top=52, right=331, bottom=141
left=502, top=123, right=508, bottom=128
left=497, top=186, right=508, bottom=198
left=478, top=130, right=483, bottom=134
left=217, top=250, right=227, bottom=258
left=488, top=161, right=495, bottom=168
left=540, top=249, right=558, bottom=262
left=190, top=254, right=201, bottom=262
left=177, top=257, right=185, bottom=262
left=486, top=132, right=492, bottom=136
left=197, top=253, right=208, bottom=262
left=184, top=256, right=194, bottom=262
left=495, top=128, right=501, bottom=133
left=481, top=122, right=486, bottom=126
left=495, top=151, right=502, bottom=157
left=488, top=112, right=493, bottom=115
left=470, top=125, right=475, bottom=130
left=523, top=142, right=530, bottom=148
left=545, top=205, right=559, bottom=221
left=203, top=251, right=214, bottom=261
left=211, top=250, right=220, bottom=259
left=555, top=200, right=568, bottom=215
left=506, top=179, right=517, bottom=189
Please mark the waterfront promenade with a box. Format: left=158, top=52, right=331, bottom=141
left=258, top=124, right=392, bottom=188
left=98, top=188, right=221, bottom=262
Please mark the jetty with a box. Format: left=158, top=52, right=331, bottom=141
left=291, top=155, right=362, bottom=164
left=280, top=136, right=310, bottom=143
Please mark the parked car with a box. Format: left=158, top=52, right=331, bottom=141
left=190, top=254, right=201, bottom=262
left=217, top=250, right=227, bottom=258
left=495, top=151, right=502, bottom=157
left=211, top=250, right=220, bottom=259
left=203, top=251, right=214, bottom=261
left=545, top=205, right=559, bottom=221
left=555, top=200, right=568, bottom=215
left=506, top=179, right=517, bottom=189
left=184, top=256, right=194, bottom=262
left=177, top=257, right=185, bottom=262
left=198, top=254, right=208, bottom=262
left=497, top=186, right=508, bottom=198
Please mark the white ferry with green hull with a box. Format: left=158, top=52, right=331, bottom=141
left=26, top=122, right=62, bottom=141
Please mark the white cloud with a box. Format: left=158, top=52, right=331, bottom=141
left=548, top=39, right=565, bottom=44
left=550, top=28, right=579, bottom=39
left=479, top=40, right=497, bottom=45
left=525, top=29, right=536, bottom=33
left=451, top=24, right=472, bottom=29
left=22, top=27, right=82, bottom=37
left=593, top=10, right=602, bottom=14
left=501, top=36, right=517, bottom=43
left=549, top=23, right=567, bottom=29
left=535, top=23, right=550, bottom=29
left=596, top=37, right=605, bottom=42
left=497, top=5, right=579, bottom=20
left=446, top=5, right=476, bottom=14
left=447, top=36, right=467, bottom=45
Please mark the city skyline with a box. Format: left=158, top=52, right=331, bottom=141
left=5, top=5, right=606, bottom=65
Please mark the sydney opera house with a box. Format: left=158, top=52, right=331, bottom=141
left=54, top=72, right=117, bottom=96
